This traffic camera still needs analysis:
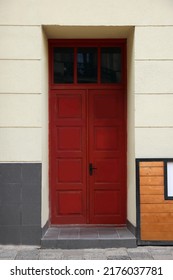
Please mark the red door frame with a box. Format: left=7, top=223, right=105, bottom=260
left=49, top=39, right=127, bottom=225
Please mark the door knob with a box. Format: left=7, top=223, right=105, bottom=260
left=89, top=163, right=97, bottom=176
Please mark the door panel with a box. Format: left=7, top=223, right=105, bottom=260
left=94, top=127, right=119, bottom=151
left=94, top=191, right=120, bottom=214
left=94, top=159, right=120, bottom=183
left=89, top=89, right=126, bottom=224
left=50, top=88, right=126, bottom=224
left=50, top=89, right=87, bottom=224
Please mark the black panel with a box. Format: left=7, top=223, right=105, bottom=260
left=164, top=160, right=173, bottom=200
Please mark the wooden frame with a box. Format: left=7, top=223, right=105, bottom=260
left=164, top=160, right=173, bottom=200
left=136, top=158, right=173, bottom=245
left=49, top=39, right=127, bottom=225
left=48, top=39, right=127, bottom=90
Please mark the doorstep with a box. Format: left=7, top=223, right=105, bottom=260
left=41, top=226, right=137, bottom=249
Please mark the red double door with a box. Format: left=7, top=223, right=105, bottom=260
left=50, top=88, right=126, bottom=225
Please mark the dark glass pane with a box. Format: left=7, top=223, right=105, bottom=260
left=77, top=48, right=97, bottom=83
left=54, top=48, right=74, bottom=83
left=101, top=47, right=121, bottom=83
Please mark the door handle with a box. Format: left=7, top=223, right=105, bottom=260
left=89, top=163, right=97, bottom=176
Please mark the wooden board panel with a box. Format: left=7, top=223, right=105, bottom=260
left=141, top=231, right=173, bottom=241
left=140, top=176, right=164, bottom=186
left=139, top=161, right=173, bottom=241
left=140, top=162, right=163, bottom=167
left=141, top=204, right=173, bottom=213
left=141, top=223, right=173, bottom=232
left=140, top=167, right=164, bottom=176
left=141, top=213, right=173, bottom=223
left=140, top=194, right=173, bottom=204
left=140, top=185, right=164, bottom=195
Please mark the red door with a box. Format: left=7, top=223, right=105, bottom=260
left=49, top=39, right=127, bottom=225
left=50, top=89, right=87, bottom=224
left=89, top=89, right=126, bottom=224
left=50, top=88, right=126, bottom=224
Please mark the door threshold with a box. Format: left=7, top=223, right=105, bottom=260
left=49, top=224, right=126, bottom=227
left=41, top=226, right=136, bottom=249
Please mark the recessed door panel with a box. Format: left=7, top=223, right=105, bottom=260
left=57, top=127, right=82, bottom=151
left=94, top=127, right=119, bottom=151
left=94, top=94, right=120, bottom=119
left=57, top=191, right=83, bottom=215
left=57, top=159, right=83, bottom=183
left=94, top=191, right=120, bottom=215
left=57, top=95, right=82, bottom=119
left=94, top=159, right=120, bottom=183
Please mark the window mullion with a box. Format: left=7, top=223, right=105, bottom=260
left=98, top=47, right=101, bottom=84
left=74, top=47, right=77, bottom=84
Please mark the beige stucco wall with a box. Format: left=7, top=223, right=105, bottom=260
left=41, top=29, right=49, bottom=227
left=135, top=26, right=173, bottom=158
left=0, top=24, right=42, bottom=162
left=1, top=0, right=173, bottom=227
left=127, top=29, right=135, bottom=226
left=1, top=0, right=173, bottom=26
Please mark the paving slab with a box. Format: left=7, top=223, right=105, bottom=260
left=39, top=249, right=63, bottom=260
left=0, top=245, right=173, bottom=260
left=107, top=255, right=131, bottom=260
left=15, top=249, right=39, bottom=260
left=83, top=252, right=105, bottom=260
left=106, top=248, right=128, bottom=257
left=127, top=247, right=150, bottom=253
left=62, top=254, right=84, bottom=260
left=152, top=254, right=173, bottom=260
left=0, top=249, right=18, bottom=260
left=61, top=249, right=85, bottom=260
left=148, top=247, right=173, bottom=257
left=128, top=252, right=153, bottom=260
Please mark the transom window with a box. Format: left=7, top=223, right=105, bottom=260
left=53, top=46, right=122, bottom=84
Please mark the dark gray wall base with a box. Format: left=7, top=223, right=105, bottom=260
left=127, top=220, right=136, bottom=237
left=0, top=163, right=41, bottom=245
left=0, top=225, right=41, bottom=245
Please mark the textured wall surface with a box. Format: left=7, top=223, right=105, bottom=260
left=0, top=163, right=41, bottom=245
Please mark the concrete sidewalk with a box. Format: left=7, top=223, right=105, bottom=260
left=0, top=245, right=173, bottom=260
